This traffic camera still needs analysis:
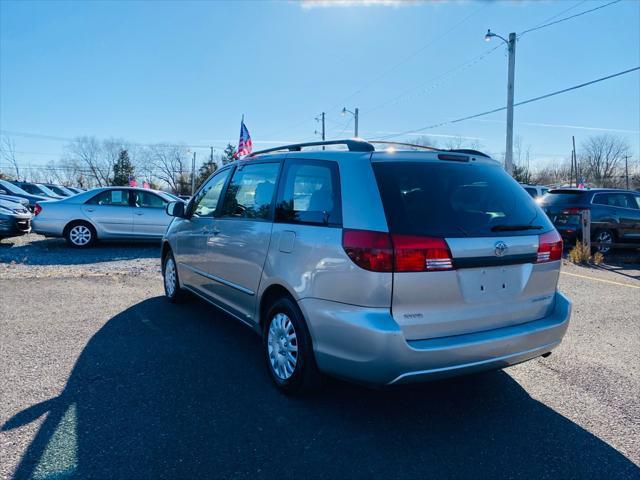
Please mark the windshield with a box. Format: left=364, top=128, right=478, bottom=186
left=373, top=161, right=554, bottom=238
left=0, top=180, right=30, bottom=195
left=36, top=184, right=61, bottom=197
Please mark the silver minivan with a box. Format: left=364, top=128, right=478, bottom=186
left=161, top=139, right=571, bottom=393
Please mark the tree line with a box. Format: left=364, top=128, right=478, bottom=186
left=1, top=134, right=638, bottom=191
left=0, top=136, right=237, bottom=194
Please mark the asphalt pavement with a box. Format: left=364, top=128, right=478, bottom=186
left=0, top=236, right=639, bottom=479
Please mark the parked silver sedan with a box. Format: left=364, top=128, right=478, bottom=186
left=32, top=187, right=178, bottom=247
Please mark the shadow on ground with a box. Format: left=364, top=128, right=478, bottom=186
left=4, top=297, right=638, bottom=479
left=0, top=236, right=158, bottom=266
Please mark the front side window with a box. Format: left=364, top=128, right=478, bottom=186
left=134, top=191, right=168, bottom=208
left=221, top=163, right=280, bottom=220
left=87, top=189, right=130, bottom=206
left=275, top=160, right=342, bottom=226
left=191, top=168, right=231, bottom=218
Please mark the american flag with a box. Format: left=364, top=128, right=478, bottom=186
left=236, top=118, right=253, bottom=158
left=128, top=175, right=137, bottom=187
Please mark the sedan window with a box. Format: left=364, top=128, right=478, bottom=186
left=134, top=191, right=167, bottom=208
left=87, top=190, right=131, bottom=206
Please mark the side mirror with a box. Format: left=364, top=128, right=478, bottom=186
left=166, top=201, right=186, bottom=218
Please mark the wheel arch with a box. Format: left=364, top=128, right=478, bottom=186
left=63, top=219, right=98, bottom=239
left=259, top=283, right=299, bottom=332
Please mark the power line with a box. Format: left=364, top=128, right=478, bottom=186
left=363, top=44, right=502, bottom=115
left=519, top=0, right=623, bottom=37
left=0, top=129, right=228, bottom=150
left=375, top=66, right=640, bottom=140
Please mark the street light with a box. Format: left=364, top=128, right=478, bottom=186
left=341, top=107, right=359, bottom=138
left=484, top=28, right=517, bottom=176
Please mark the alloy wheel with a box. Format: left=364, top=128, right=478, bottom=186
left=595, top=231, right=612, bottom=253
left=267, top=313, right=299, bottom=380
left=164, top=257, right=177, bottom=297
left=69, top=225, right=92, bottom=246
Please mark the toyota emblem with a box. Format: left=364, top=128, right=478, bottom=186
left=494, top=241, right=508, bottom=257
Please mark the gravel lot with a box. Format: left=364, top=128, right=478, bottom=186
left=1, top=235, right=639, bottom=479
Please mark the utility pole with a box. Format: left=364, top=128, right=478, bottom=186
left=484, top=30, right=516, bottom=176
left=342, top=107, right=359, bottom=138
left=572, top=136, right=578, bottom=187
left=624, top=155, right=630, bottom=190
left=191, top=151, right=196, bottom=195
left=354, top=108, right=359, bottom=137
left=315, top=112, right=326, bottom=149
left=505, top=33, right=516, bottom=176
left=210, top=146, right=214, bottom=163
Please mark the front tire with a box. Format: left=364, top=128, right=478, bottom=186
left=65, top=221, right=96, bottom=248
left=263, top=297, right=321, bottom=394
left=163, top=251, right=185, bottom=302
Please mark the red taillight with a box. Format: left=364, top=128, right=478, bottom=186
left=537, top=230, right=563, bottom=263
left=342, top=230, right=453, bottom=272
left=342, top=229, right=393, bottom=272
left=33, top=203, right=42, bottom=216
left=392, top=235, right=453, bottom=272
left=562, top=208, right=581, bottom=215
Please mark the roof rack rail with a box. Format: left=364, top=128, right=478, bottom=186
left=368, top=140, right=440, bottom=152
left=248, top=138, right=374, bottom=157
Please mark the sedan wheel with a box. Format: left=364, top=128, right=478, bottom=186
left=66, top=223, right=95, bottom=248
left=267, top=313, right=299, bottom=380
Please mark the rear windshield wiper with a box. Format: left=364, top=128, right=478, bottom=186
left=490, top=224, right=543, bottom=232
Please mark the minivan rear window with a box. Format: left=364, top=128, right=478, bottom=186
left=372, top=162, right=553, bottom=238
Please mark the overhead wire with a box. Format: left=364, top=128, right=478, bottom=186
left=374, top=67, right=640, bottom=140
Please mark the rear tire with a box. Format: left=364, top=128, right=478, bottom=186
left=263, top=297, right=322, bottom=394
left=592, top=228, right=614, bottom=254
left=163, top=250, right=186, bottom=303
left=65, top=221, right=96, bottom=248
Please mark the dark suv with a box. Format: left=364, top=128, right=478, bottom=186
left=540, top=188, right=640, bottom=252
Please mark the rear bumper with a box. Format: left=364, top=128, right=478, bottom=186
left=32, top=218, right=65, bottom=237
left=300, top=291, right=571, bottom=386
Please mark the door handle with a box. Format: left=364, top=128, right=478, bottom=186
left=135, top=212, right=144, bottom=216
left=86, top=208, right=95, bottom=212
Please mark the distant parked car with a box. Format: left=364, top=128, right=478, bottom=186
left=0, top=198, right=32, bottom=239
left=32, top=187, right=177, bottom=247
left=540, top=188, right=640, bottom=253
left=0, top=179, right=50, bottom=210
left=10, top=181, right=64, bottom=199
left=521, top=184, right=550, bottom=199
left=42, top=184, right=76, bottom=197
left=0, top=192, right=29, bottom=207
left=66, top=187, right=86, bottom=194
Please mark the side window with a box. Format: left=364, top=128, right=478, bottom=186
left=86, top=189, right=130, bottom=206
left=524, top=187, right=537, bottom=198
left=275, top=160, right=342, bottom=226
left=221, top=163, right=280, bottom=220
left=134, top=191, right=167, bottom=208
left=631, top=195, right=640, bottom=210
left=192, top=169, right=231, bottom=218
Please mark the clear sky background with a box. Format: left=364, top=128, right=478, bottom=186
left=1, top=0, right=639, bottom=172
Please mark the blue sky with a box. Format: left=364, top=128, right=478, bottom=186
left=1, top=0, right=639, bottom=171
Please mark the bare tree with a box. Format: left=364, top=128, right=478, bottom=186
left=148, top=144, right=190, bottom=194
left=442, top=136, right=483, bottom=151
left=532, top=159, right=572, bottom=186
left=1, top=137, right=20, bottom=179
left=579, top=134, right=630, bottom=187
